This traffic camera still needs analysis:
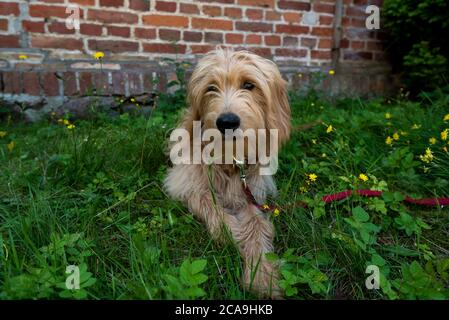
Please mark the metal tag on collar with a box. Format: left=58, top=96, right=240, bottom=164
left=233, top=157, right=247, bottom=188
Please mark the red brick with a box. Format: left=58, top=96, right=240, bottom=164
left=0, top=18, right=7, bottom=31
left=340, top=38, right=349, bottom=49
left=63, top=72, right=78, bottom=96
left=69, top=0, right=95, bottom=5
left=38, top=0, right=65, bottom=3
left=155, top=1, right=177, bottom=12
left=31, top=36, right=83, bottom=50
left=236, top=22, right=272, bottom=32
left=128, top=73, right=142, bottom=95
left=129, top=0, right=150, bottom=11
left=183, top=31, right=202, bottom=42
left=135, top=27, right=156, bottom=39
left=143, top=43, right=186, bottom=54
left=275, top=48, right=307, bottom=57
left=367, top=41, right=383, bottom=51
left=190, top=44, right=215, bottom=54
left=42, top=72, right=60, bottom=96
left=246, top=34, right=261, bottom=44
left=29, top=5, right=80, bottom=18
left=311, top=27, right=333, bottom=37
left=265, top=35, right=280, bottom=46
left=3, top=72, right=21, bottom=94
left=79, top=72, right=93, bottom=95
left=225, top=7, right=242, bottom=19
left=283, top=36, right=298, bottom=47
left=320, top=15, right=334, bottom=25
left=246, top=9, right=263, bottom=20
left=301, top=37, right=316, bottom=48
left=159, top=29, right=181, bottom=41
left=112, top=72, right=125, bottom=95
left=0, top=2, right=20, bottom=15
left=205, top=32, right=223, bottom=44
left=180, top=3, right=199, bottom=14
left=343, top=51, right=373, bottom=61
left=225, top=33, right=244, bottom=44
left=88, top=9, right=138, bottom=24
left=250, top=47, right=272, bottom=58
left=108, top=26, right=130, bottom=37
left=351, top=40, right=365, bottom=50
left=80, top=23, right=103, bottom=36
left=346, top=7, right=365, bottom=17
left=100, top=0, right=124, bottom=7
left=278, top=1, right=310, bottom=11
left=22, top=21, right=45, bottom=33
left=265, top=11, right=281, bottom=21
left=143, top=15, right=189, bottom=28
left=276, top=24, right=309, bottom=34
left=313, top=3, right=335, bottom=14
left=88, top=39, right=138, bottom=53
left=284, top=12, right=301, bottom=24
left=312, top=50, right=332, bottom=60
left=1, top=35, right=20, bottom=48
left=319, top=38, right=332, bottom=49
left=192, top=18, right=233, bottom=30
left=351, top=18, right=366, bottom=28
left=238, top=0, right=274, bottom=8
left=203, top=5, right=221, bottom=17
left=48, top=21, right=75, bottom=34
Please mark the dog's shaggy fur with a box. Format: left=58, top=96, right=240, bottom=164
left=164, top=49, right=291, bottom=298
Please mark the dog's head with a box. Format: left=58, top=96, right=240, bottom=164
left=180, top=49, right=291, bottom=166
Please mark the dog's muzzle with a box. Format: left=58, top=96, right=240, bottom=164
left=216, top=112, right=240, bottom=134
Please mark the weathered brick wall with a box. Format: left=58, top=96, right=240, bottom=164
left=0, top=0, right=390, bottom=110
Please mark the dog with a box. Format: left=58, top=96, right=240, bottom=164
left=164, top=49, right=291, bottom=298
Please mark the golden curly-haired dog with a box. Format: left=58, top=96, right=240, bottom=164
left=164, top=49, right=291, bottom=298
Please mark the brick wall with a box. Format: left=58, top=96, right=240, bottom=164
left=0, top=0, right=391, bottom=109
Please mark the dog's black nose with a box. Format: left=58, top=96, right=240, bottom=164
left=216, top=112, right=240, bottom=134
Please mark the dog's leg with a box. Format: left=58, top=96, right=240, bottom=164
left=233, top=205, right=281, bottom=299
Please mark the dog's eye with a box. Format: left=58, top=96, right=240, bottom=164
left=206, top=85, right=218, bottom=93
left=242, top=81, right=255, bottom=90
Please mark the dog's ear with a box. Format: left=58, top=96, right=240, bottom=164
left=268, top=68, right=291, bottom=146
left=252, top=55, right=291, bottom=147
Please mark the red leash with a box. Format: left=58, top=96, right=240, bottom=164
left=244, top=186, right=449, bottom=213
left=233, top=158, right=448, bottom=213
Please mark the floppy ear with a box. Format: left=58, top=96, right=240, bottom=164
left=252, top=55, right=291, bottom=147
left=268, top=69, right=291, bottom=146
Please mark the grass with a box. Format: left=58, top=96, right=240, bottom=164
left=0, top=86, right=449, bottom=300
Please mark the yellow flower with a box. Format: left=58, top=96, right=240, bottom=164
left=93, top=51, right=105, bottom=60
left=63, top=119, right=70, bottom=125
left=444, top=114, right=449, bottom=122
left=131, top=98, right=136, bottom=102
left=262, top=204, right=270, bottom=210
left=18, top=54, right=28, bottom=60
left=385, top=136, right=393, bottom=145
left=67, top=124, right=76, bottom=130
left=419, top=148, right=434, bottom=163
left=393, top=132, right=400, bottom=141
left=429, top=137, right=437, bottom=145
left=308, top=173, right=318, bottom=182
left=328, top=69, right=335, bottom=75
left=273, top=208, right=280, bottom=217
left=441, top=129, right=448, bottom=141
left=385, top=113, right=392, bottom=119
left=326, top=125, right=333, bottom=133
left=412, top=124, right=421, bottom=130
left=359, top=173, right=369, bottom=182
left=7, top=141, right=15, bottom=152
left=0, top=131, right=7, bottom=138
